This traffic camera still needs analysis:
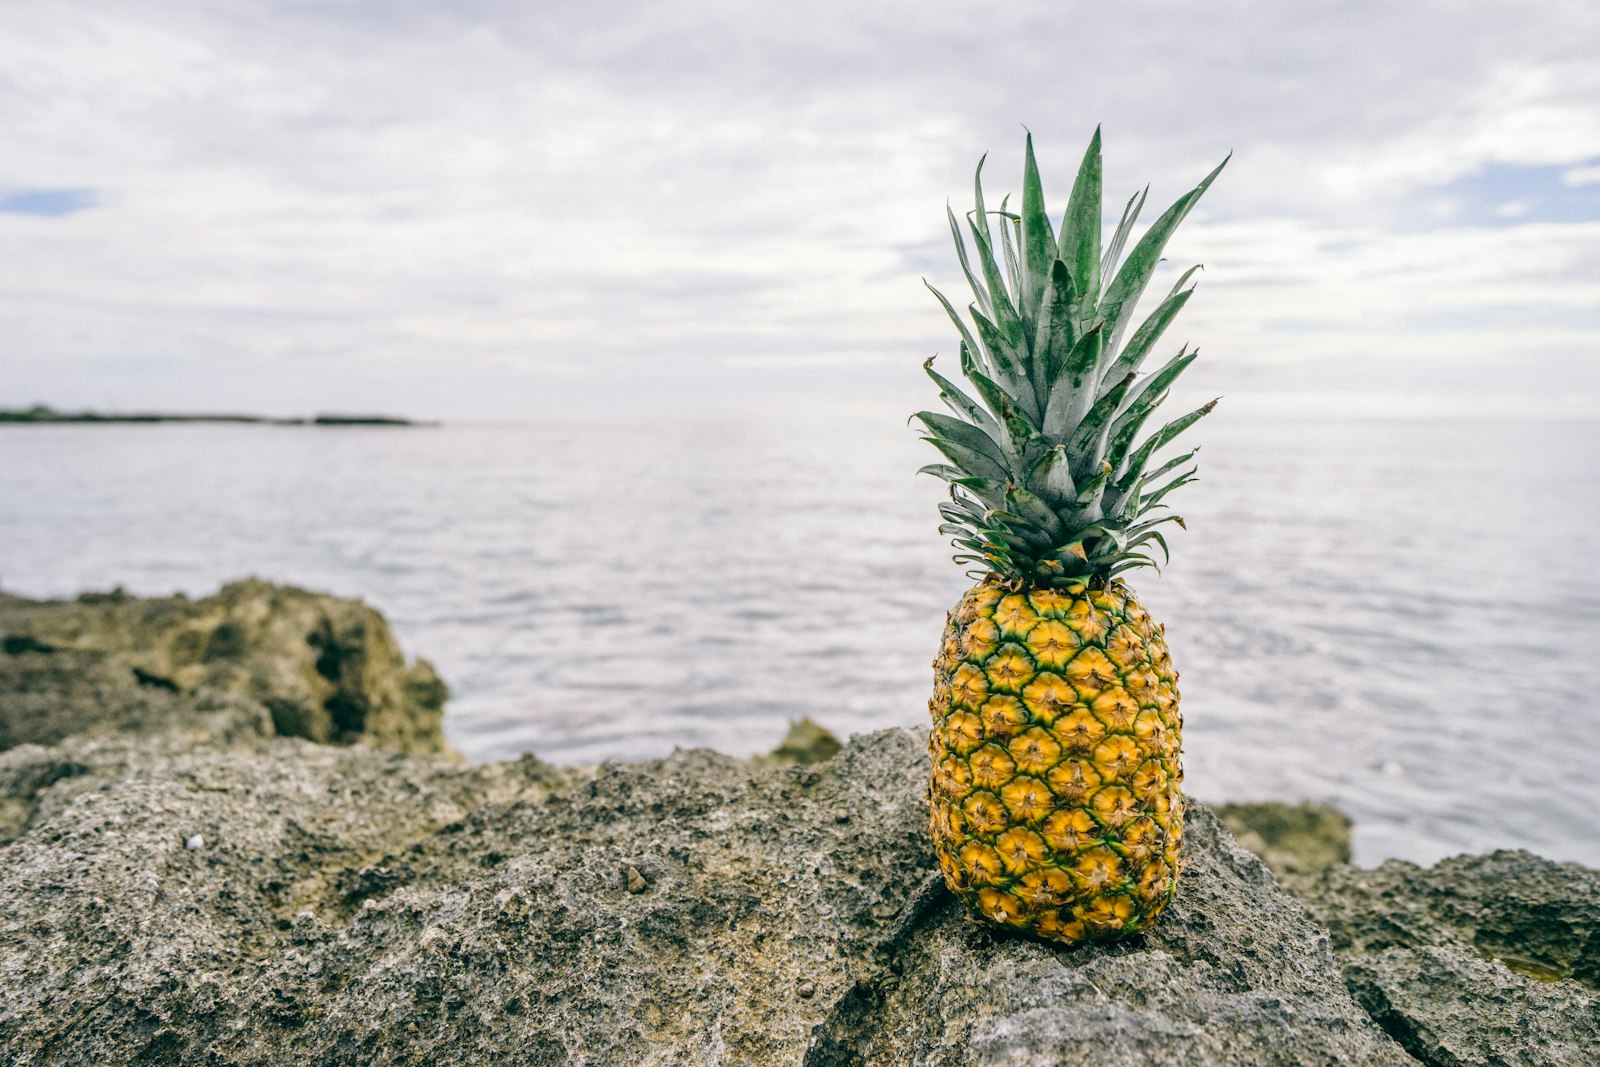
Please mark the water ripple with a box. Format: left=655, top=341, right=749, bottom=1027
left=1, top=415, right=1597, bottom=867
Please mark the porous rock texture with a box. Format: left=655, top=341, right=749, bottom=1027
left=0, top=726, right=1407, bottom=1067
left=1294, top=851, right=1600, bottom=1067
left=1208, top=800, right=1600, bottom=1065
left=1214, top=800, right=1352, bottom=880
left=0, top=579, right=446, bottom=754
left=0, top=582, right=1588, bottom=1065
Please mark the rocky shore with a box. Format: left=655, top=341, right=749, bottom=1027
left=1, top=582, right=1595, bottom=1065
left=0, top=404, right=427, bottom=425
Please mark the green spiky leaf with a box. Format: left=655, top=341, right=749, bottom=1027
left=1101, top=185, right=1147, bottom=281
left=1101, top=288, right=1194, bottom=387
left=913, top=411, right=1004, bottom=464
left=1025, top=445, right=1076, bottom=508
left=922, top=435, right=1010, bottom=483
left=1033, top=258, right=1080, bottom=387
left=1058, top=126, right=1103, bottom=333
left=947, top=205, right=991, bottom=320
left=1099, top=155, right=1228, bottom=362
left=919, top=130, right=1225, bottom=587
left=923, top=358, right=999, bottom=435
left=1019, top=133, right=1056, bottom=331
left=1041, top=324, right=1104, bottom=439
left=1066, top=372, right=1139, bottom=482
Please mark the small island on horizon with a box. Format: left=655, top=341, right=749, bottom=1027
left=0, top=404, right=434, bottom=427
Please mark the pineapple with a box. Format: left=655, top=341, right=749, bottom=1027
left=920, top=129, right=1225, bottom=944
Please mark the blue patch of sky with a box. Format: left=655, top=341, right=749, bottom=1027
left=1416, top=161, right=1600, bottom=228
left=0, top=188, right=97, bottom=217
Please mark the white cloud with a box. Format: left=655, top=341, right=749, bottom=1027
left=1563, top=164, right=1600, bottom=187
left=1, top=0, right=1598, bottom=417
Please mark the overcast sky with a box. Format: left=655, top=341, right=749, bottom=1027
left=3, top=0, right=1599, bottom=419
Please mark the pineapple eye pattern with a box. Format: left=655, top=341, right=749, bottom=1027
left=928, top=580, right=1183, bottom=941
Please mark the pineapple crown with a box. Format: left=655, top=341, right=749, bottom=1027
left=917, top=127, right=1227, bottom=588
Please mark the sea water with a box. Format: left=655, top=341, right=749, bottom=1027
left=2, top=415, right=1597, bottom=867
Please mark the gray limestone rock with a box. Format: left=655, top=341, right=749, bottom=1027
left=0, top=580, right=446, bottom=754
left=806, top=798, right=1407, bottom=1066
left=5, top=581, right=1591, bottom=1065
left=0, top=721, right=1408, bottom=1065
left=1296, top=851, right=1600, bottom=1066
left=1214, top=800, right=1352, bottom=880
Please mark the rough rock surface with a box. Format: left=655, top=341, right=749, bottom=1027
left=3, top=582, right=1592, bottom=1065
left=1295, top=851, right=1600, bottom=1067
left=1210, top=803, right=1600, bottom=1063
left=0, top=580, right=446, bottom=754
left=0, top=718, right=1408, bottom=1066
left=809, top=801, right=1410, bottom=1066
left=755, top=716, right=845, bottom=767
left=1214, top=801, right=1352, bottom=880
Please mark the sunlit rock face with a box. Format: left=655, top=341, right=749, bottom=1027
left=2, top=582, right=1591, bottom=1065
left=0, top=725, right=1404, bottom=1061
left=1294, top=850, right=1600, bottom=1067
left=0, top=579, right=447, bottom=755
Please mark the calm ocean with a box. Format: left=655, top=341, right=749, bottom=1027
left=3, top=415, right=1597, bottom=867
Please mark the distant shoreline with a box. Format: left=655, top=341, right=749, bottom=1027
left=0, top=406, right=434, bottom=427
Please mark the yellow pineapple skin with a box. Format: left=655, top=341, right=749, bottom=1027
left=928, top=578, right=1183, bottom=945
